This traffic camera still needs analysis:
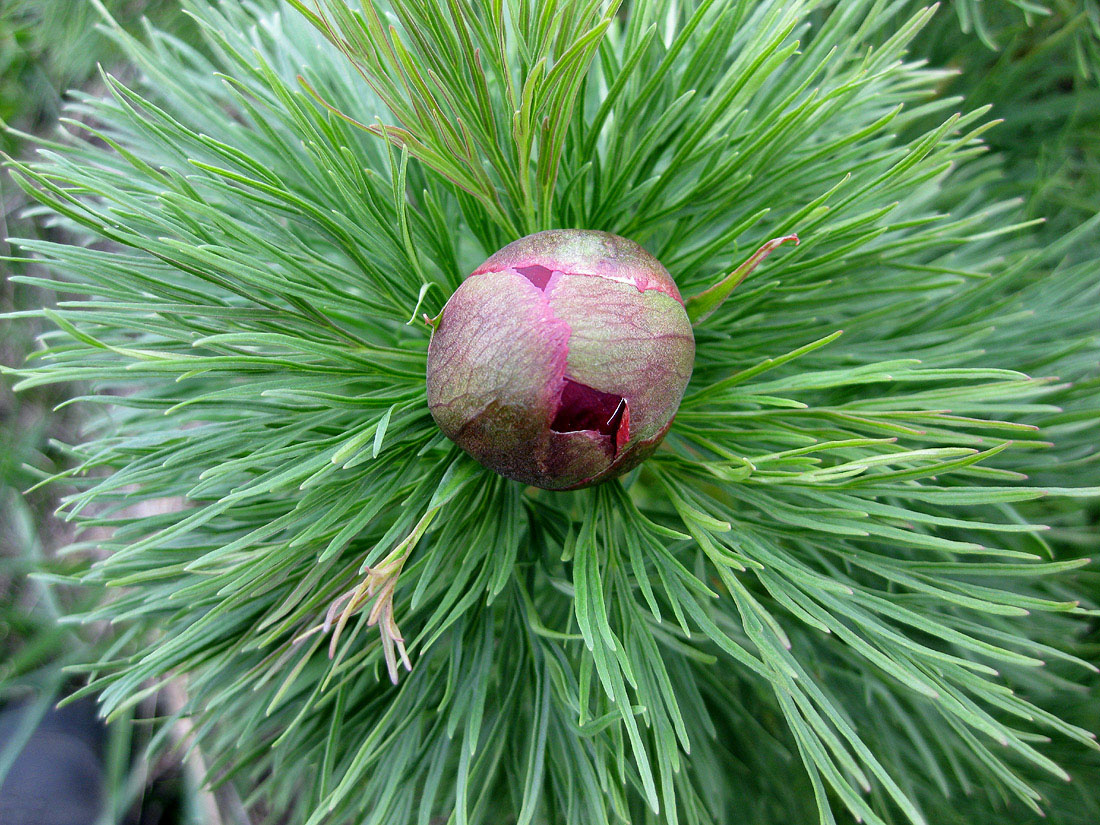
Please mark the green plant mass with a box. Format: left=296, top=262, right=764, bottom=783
left=2, top=1, right=1098, bottom=824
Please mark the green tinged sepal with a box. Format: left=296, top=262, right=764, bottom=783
left=685, top=234, right=799, bottom=325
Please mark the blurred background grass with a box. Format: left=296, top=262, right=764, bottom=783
left=1, top=1, right=1097, bottom=823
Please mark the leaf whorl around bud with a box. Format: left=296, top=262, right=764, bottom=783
left=426, top=230, right=695, bottom=489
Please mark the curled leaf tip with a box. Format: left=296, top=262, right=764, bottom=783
left=686, top=233, right=800, bottom=326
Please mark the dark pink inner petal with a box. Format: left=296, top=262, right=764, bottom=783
left=515, top=264, right=555, bottom=291
left=552, top=378, right=629, bottom=452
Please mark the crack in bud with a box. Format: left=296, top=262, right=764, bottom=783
left=515, top=264, right=555, bottom=291
left=551, top=378, right=630, bottom=454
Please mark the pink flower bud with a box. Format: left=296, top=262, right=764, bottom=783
left=426, top=230, right=695, bottom=490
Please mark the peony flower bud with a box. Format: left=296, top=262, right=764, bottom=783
left=426, top=229, right=695, bottom=490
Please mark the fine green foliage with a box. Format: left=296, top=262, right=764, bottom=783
left=0, top=0, right=190, bottom=154
left=902, top=0, right=1100, bottom=236
left=0, top=1, right=206, bottom=815
left=937, top=0, right=1100, bottom=69
left=2, top=2, right=1098, bottom=825
left=893, top=5, right=1100, bottom=819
